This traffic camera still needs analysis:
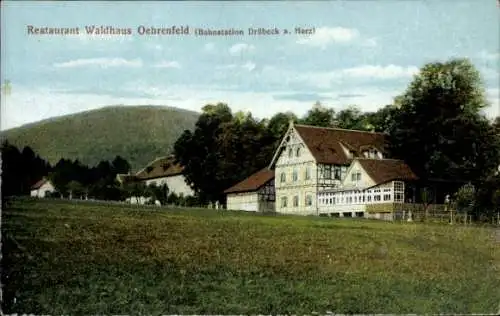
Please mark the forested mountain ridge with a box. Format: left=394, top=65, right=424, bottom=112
left=1, top=105, right=200, bottom=171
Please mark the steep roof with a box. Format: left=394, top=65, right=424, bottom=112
left=294, top=124, right=387, bottom=165
left=357, top=158, right=419, bottom=185
left=224, top=168, right=274, bottom=194
left=31, top=178, right=49, bottom=190
left=135, top=156, right=184, bottom=180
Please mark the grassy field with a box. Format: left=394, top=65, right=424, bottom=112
left=2, top=198, right=499, bottom=314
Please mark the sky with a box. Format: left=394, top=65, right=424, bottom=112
left=1, top=0, right=499, bottom=130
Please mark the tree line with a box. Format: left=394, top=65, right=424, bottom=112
left=2, top=58, right=499, bottom=220
left=1, top=140, right=204, bottom=207
left=173, top=58, right=500, bottom=220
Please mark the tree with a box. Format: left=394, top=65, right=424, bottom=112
left=174, top=103, right=233, bottom=205
left=363, top=105, right=399, bottom=133
left=146, top=183, right=169, bottom=204
left=388, top=58, right=500, bottom=185
left=453, top=183, right=475, bottom=212
left=266, top=112, right=298, bottom=139
left=301, top=102, right=335, bottom=127
left=334, top=105, right=368, bottom=130
left=112, top=156, right=131, bottom=174
left=67, top=180, right=84, bottom=200
left=174, top=103, right=277, bottom=206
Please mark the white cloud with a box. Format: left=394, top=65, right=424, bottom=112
left=342, top=65, right=419, bottom=79
left=296, top=27, right=359, bottom=48
left=53, top=58, right=143, bottom=69
left=229, top=43, right=255, bottom=56
left=153, top=60, right=181, bottom=69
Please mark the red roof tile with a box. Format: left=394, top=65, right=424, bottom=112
left=294, top=124, right=387, bottom=165
left=224, top=168, right=274, bottom=194
left=135, top=156, right=184, bottom=180
left=357, top=158, right=419, bottom=185
left=31, top=178, right=49, bottom=190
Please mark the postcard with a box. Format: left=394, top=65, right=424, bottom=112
left=1, top=1, right=499, bottom=315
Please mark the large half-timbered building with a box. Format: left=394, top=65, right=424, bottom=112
left=224, top=121, right=420, bottom=218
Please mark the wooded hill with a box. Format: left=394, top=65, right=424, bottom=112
left=0, top=105, right=199, bottom=171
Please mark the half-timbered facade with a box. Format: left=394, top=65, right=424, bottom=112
left=225, top=121, right=419, bottom=218
left=225, top=168, right=275, bottom=212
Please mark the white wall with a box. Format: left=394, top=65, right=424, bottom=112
left=145, top=174, right=194, bottom=197
left=274, top=127, right=318, bottom=215
left=342, top=160, right=376, bottom=189
left=227, top=192, right=259, bottom=211
left=30, top=181, right=55, bottom=198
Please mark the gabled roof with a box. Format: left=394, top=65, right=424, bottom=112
left=357, top=158, right=419, bottom=185
left=31, top=178, right=50, bottom=190
left=135, top=156, right=184, bottom=180
left=224, top=168, right=274, bottom=194
left=294, top=124, right=387, bottom=165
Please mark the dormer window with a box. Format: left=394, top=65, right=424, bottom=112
left=288, top=148, right=293, bottom=158
left=296, top=147, right=301, bottom=157
left=349, top=150, right=355, bottom=158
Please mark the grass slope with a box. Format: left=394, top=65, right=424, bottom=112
left=2, top=198, right=500, bottom=314
left=0, top=105, right=199, bottom=171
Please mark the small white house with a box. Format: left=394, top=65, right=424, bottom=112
left=134, top=156, right=194, bottom=197
left=30, top=178, right=56, bottom=198
left=225, top=168, right=275, bottom=212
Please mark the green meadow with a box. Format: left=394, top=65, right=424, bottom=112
left=2, top=198, right=499, bottom=314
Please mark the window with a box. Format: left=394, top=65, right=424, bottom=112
left=281, top=197, right=288, bottom=208
left=343, top=212, right=353, bottom=218
left=334, top=166, right=341, bottom=180
left=351, top=172, right=361, bottom=181
left=293, top=195, right=299, bottom=207
left=374, top=195, right=381, bottom=202
left=367, top=195, right=372, bottom=202
left=356, top=212, right=364, bottom=218
left=384, top=194, right=391, bottom=201
left=293, top=169, right=298, bottom=182
left=296, top=147, right=301, bottom=157
left=305, top=167, right=311, bottom=180
left=288, top=148, right=293, bottom=158
left=324, top=165, right=332, bottom=179
left=394, top=181, right=405, bottom=203
left=280, top=172, right=286, bottom=183
left=305, top=195, right=312, bottom=206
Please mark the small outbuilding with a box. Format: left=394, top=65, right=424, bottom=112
left=30, top=178, right=56, bottom=198
left=224, top=168, right=275, bottom=212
